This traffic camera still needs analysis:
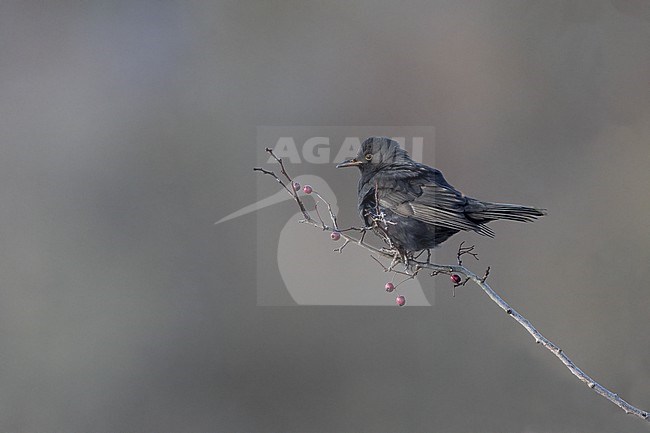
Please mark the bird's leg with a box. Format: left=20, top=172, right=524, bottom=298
left=402, top=253, right=413, bottom=274
left=398, top=249, right=413, bottom=270
left=389, top=251, right=401, bottom=271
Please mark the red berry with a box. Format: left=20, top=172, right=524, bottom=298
left=303, top=185, right=313, bottom=194
left=292, top=181, right=300, bottom=191
left=451, top=274, right=461, bottom=284
left=385, top=282, right=395, bottom=292
left=330, top=231, right=341, bottom=241
left=396, top=295, right=406, bottom=307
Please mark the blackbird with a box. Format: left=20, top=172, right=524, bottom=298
left=336, top=137, right=546, bottom=256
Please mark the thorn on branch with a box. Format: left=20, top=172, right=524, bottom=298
left=480, top=266, right=491, bottom=283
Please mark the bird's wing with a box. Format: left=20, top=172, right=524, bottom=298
left=375, top=172, right=494, bottom=237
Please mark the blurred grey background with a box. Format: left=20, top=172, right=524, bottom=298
left=1, top=1, right=650, bottom=432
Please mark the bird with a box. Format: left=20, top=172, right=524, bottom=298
left=336, top=137, right=546, bottom=258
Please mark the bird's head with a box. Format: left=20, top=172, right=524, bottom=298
left=336, top=137, right=412, bottom=173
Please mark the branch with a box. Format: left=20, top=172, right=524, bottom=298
left=412, top=259, right=649, bottom=421
left=254, top=148, right=649, bottom=422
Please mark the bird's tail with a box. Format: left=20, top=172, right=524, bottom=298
left=468, top=201, right=547, bottom=223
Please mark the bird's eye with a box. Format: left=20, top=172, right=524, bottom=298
left=364, top=154, right=373, bottom=161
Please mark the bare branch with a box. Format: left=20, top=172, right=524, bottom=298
left=254, top=157, right=650, bottom=422
left=413, top=259, right=650, bottom=421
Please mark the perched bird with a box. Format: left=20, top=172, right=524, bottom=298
left=336, top=137, right=546, bottom=257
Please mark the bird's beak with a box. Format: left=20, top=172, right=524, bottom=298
left=336, top=158, right=362, bottom=168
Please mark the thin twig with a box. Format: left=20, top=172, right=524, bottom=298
left=313, top=191, right=339, bottom=231
left=334, top=238, right=350, bottom=253
left=457, top=240, right=479, bottom=265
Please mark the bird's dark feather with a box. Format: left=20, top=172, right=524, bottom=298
left=341, top=137, right=545, bottom=255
